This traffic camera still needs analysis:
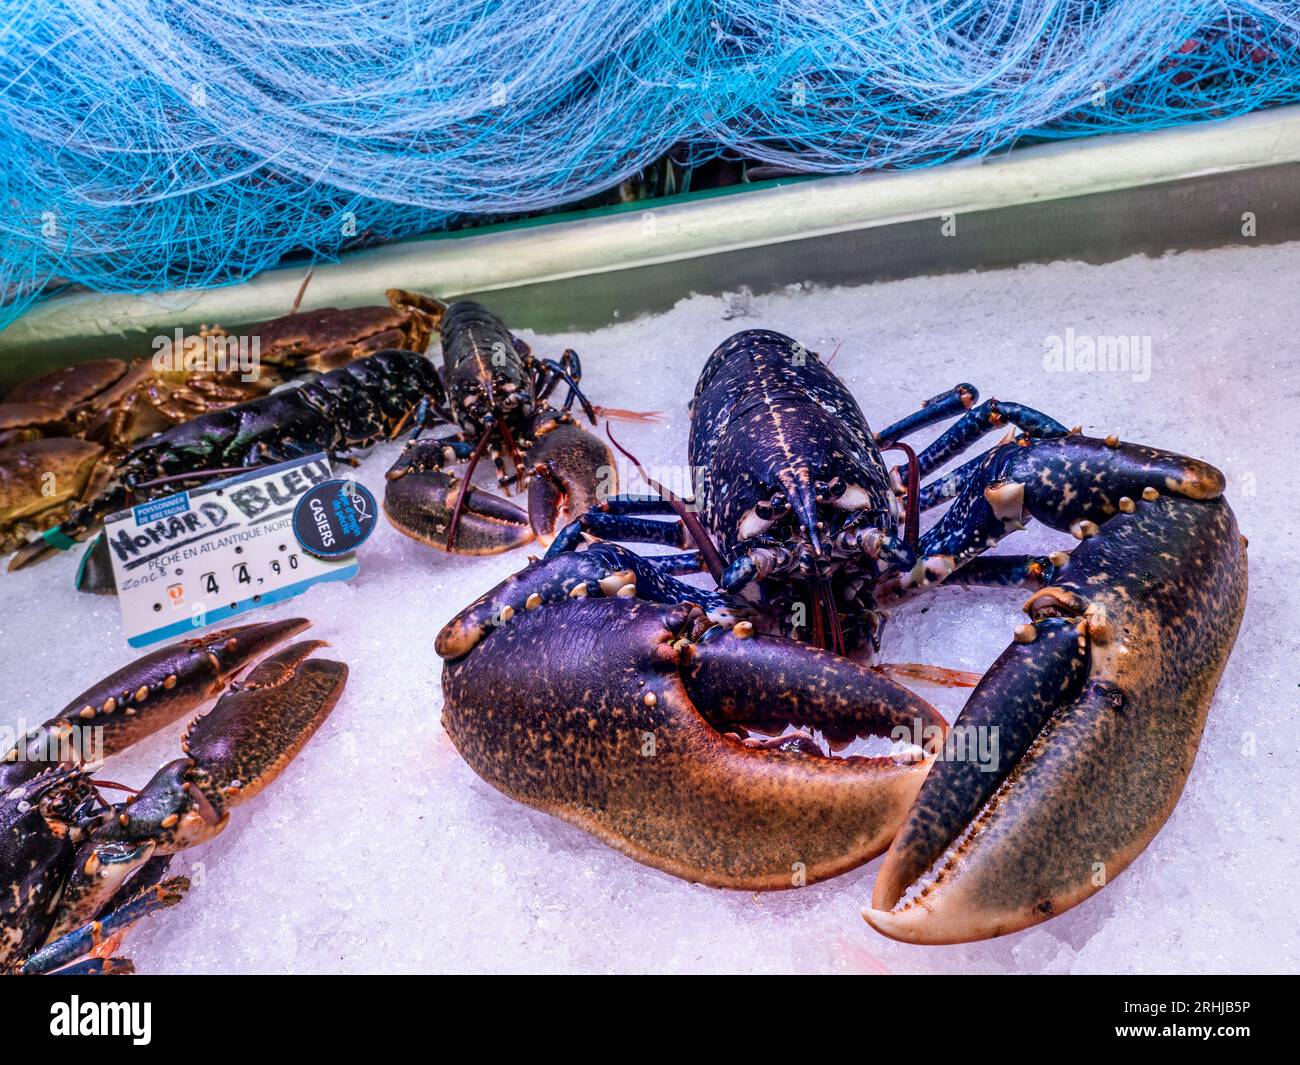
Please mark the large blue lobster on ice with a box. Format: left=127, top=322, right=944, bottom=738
left=433, top=329, right=1247, bottom=944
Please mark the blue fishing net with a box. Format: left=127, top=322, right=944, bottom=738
left=2, top=1, right=1297, bottom=330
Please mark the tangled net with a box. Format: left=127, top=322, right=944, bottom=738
left=2, top=1, right=1298, bottom=329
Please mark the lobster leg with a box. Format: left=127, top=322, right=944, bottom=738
left=939, top=553, right=1063, bottom=590
left=21, top=872, right=189, bottom=976
left=865, top=483, right=1247, bottom=942
left=912, top=399, right=1068, bottom=480
left=536, top=349, right=596, bottom=422
left=546, top=511, right=689, bottom=554
left=916, top=451, right=989, bottom=512
left=642, top=551, right=706, bottom=576
left=599, top=495, right=680, bottom=514
left=875, top=383, right=977, bottom=446
left=440, top=591, right=946, bottom=890
left=883, top=433, right=1227, bottom=600
left=545, top=493, right=687, bottom=552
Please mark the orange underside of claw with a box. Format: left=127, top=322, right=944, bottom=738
left=593, top=405, right=665, bottom=423
left=872, top=662, right=982, bottom=688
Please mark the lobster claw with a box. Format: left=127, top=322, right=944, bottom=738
left=440, top=594, right=946, bottom=889
left=1, top=618, right=312, bottom=790
left=384, top=415, right=615, bottom=556
left=864, top=495, right=1247, bottom=943
left=525, top=417, right=616, bottom=546
left=46, top=639, right=348, bottom=940
left=384, top=440, right=534, bottom=555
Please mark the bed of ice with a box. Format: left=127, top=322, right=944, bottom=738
left=3, top=243, right=1297, bottom=974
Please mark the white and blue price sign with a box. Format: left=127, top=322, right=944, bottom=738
left=104, top=454, right=362, bottom=647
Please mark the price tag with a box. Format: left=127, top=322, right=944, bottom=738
left=103, top=453, right=360, bottom=648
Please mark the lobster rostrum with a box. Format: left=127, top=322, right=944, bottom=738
left=435, top=328, right=1247, bottom=943
left=382, top=299, right=618, bottom=555
left=2, top=618, right=346, bottom=974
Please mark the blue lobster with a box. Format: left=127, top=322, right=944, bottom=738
left=434, top=329, right=1247, bottom=944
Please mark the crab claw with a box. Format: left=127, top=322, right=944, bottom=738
left=384, top=439, right=534, bottom=555
left=864, top=495, right=1247, bottom=943
left=1, top=618, right=311, bottom=790
left=440, top=594, right=945, bottom=889
left=46, top=639, right=347, bottom=940
left=525, top=417, right=616, bottom=546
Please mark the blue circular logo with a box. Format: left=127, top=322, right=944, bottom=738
left=292, top=479, right=378, bottom=559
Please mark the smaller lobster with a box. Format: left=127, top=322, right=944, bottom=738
left=382, top=299, right=619, bottom=555
left=1, top=617, right=346, bottom=974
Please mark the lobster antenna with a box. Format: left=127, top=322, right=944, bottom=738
left=883, top=441, right=921, bottom=549
left=445, top=419, right=496, bottom=552
left=291, top=267, right=315, bottom=315
left=604, top=424, right=727, bottom=585
left=130, top=465, right=266, bottom=493
left=90, top=779, right=140, bottom=795
left=818, top=573, right=846, bottom=656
